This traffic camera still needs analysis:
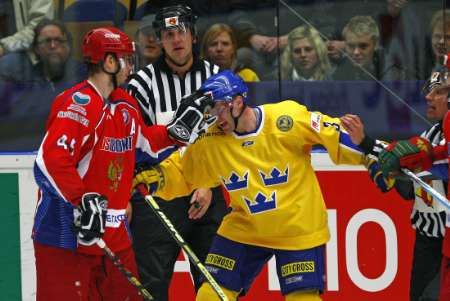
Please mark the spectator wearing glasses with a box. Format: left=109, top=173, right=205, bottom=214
left=0, top=18, right=86, bottom=151
left=0, top=18, right=84, bottom=85
left=0, top=0, right=54, bottom=58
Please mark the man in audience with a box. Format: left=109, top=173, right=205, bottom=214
left=135, top=14, right=162, bottom=69
left=334, top=15, right=406, bottom=80
left=0, top=18, right=85, bottom=151
left=0, top=0, right=54, bottom=58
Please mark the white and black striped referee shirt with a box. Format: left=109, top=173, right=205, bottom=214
left=369, top=123, right=447, bottom=238
left=410, top=122, right=447, bottom=238
left=127, top=55, right=219, bottom=126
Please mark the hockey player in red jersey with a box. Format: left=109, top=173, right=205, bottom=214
left=378, top=55, right=450, bottom=301
left=32, top=27, right=213, bottom=300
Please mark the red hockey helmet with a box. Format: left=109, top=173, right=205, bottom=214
left=82, top=27, right=134, bottom=64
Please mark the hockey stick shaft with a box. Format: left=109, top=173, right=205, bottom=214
left=142, top=193, right=229, bottom=301
left=401, top=168, right=450, bottom=211
left=96, top=238, right=154, bottom=300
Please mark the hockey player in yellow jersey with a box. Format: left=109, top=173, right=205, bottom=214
left=134, top=70, right=365, bottom=301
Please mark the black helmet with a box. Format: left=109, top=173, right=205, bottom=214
left=153, top=5, right=197, bottom=38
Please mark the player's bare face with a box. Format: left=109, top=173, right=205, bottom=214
left=116, top=56, right=134, bottom=85
left=425, top=86, right=448, bottom=121
left=292, top=38, right=318, bottom=77
left=212, top=101, right=234, bottom=133
left=344, top=32, right=375, bottom=67
left=161, top=27, right=193, bottom=67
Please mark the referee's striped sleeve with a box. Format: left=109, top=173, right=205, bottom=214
left=128, top=67, right=156, bottom=125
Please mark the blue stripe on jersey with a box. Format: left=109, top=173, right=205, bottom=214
left=33, top=164, right=77, bottom=250
left=135, top=146, right=176, bottom=166
left=339, top=132, right=363, bottom=153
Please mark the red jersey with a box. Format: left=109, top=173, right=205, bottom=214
left=33, top=81, right=177, bottom=255
left=441, top=111, right=450, bottom=257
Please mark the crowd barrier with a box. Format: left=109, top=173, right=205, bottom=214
left=0, top=152, right=415, bottom=300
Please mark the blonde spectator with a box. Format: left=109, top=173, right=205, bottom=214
left=430, top=9, right=450, bottom=71
left=280, top=25, right=332, bottom=81
left=333, top=15, right=401, bottom=80
left=342, top=15, right=380, bottom=69
left=201, top=23, right=259, bottom=82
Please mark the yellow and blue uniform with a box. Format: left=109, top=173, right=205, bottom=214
left=155, top=100, right=364, bottom=298
left=157, top=100, right=364, bottom=251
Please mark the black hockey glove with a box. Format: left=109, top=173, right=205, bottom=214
left=167, top=91, right=216, bottom=145
left=74, top=193, right=108, bottom=246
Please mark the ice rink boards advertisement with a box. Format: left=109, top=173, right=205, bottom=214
left=0, top=153, right=416, bottom=301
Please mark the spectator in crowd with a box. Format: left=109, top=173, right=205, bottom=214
left=333, top=15, right=405, bottom=80
left=376, top=0, right=424, bottom=79
left=201, top=23, right=259, bottom=82
left=135, top=14, right=162, bottom=69
left=231, top=1, right=348, bottom=80
left=427, top=9, right=450, bottom=75
left=0, top=18, right=85, bottom=151
left=0, top=18, right=84, bottom=85
left=0, top=0, right=54, bottom=58
left=280, top=25, right=332, bottom=81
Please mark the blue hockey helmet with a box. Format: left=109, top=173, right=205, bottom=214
left=200, top=70, right=248, bottom=103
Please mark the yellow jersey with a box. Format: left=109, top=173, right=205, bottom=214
left=157, top=100, right=364, bottom=250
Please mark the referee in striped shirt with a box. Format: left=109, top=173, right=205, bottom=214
left=127, top=5, right=227, bottom=301
left=341, top=70, right=448, bottom=301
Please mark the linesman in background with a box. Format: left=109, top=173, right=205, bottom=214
left=127, top=5, right=227, bottom=300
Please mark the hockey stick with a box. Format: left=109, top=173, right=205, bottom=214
left=401, top=168, right=450, bottom=211
left=96, top=238, right=154, bottom=300
left=142, top=193, right=229, bottom=301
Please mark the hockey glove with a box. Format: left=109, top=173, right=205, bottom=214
left=133, top=164, right=164, bottom=193
left=167, top=91, right=217, bottom=145
left=378, top=137, right=433, bottom=178
left=74, top=193, right=108, bottom=246
left=365, top=158, right=395, bottom=192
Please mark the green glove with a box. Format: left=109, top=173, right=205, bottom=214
left=379, top=140, right=419, bottom=177
left=378, top=137, right=432, bottom=178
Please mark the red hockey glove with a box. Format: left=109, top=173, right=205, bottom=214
left=379, top=137, right=433, bottom=177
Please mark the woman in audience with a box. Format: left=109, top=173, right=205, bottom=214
left=201, top=23, right=259, bottom=82
left=280, top=25, right=332, bottom=81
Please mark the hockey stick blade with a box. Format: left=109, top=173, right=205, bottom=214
left=401, top=168, right=450, bottom=211
left=144, top=194, right=229, bottom=301
left=97, top=238, right=154, bottom=300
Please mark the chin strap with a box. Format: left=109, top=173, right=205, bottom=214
left=102, top=55, right=123, bottom=89
left=231, top=102, right=246, bottom=131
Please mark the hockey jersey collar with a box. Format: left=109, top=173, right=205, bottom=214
left=86, top=79, right=105, bottom=101
left=232, top=106, right=264, bottom=138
